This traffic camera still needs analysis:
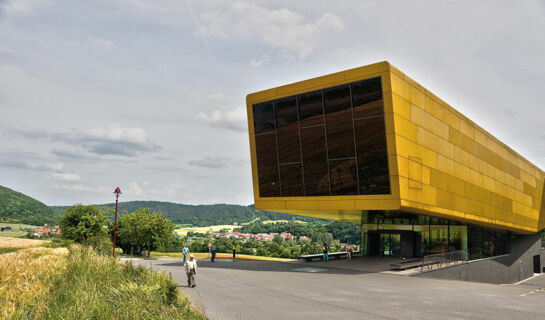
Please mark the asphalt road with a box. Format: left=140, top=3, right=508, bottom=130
left=127, top=258, right=545, bottom=320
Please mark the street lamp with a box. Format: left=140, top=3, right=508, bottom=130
left=113, top=187, right=122, bottom=257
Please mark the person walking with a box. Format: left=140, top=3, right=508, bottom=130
left=208, top=242, right=212, bottom=259
left=323, top=243, right=329, bottom=262
left=210, top=242, right=217, bottom=262
left=182, top=244, right=190, bottom=263
left=184, top=254, right=197, bottom=288
left=232, top=245, right=236, bottom=260
left=345, top=240, right=352, bottom=262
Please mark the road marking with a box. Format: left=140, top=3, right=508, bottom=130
left=520, top=294, right=527, bottom=296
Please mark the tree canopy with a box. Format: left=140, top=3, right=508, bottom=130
left=59, top=205, right=111, bottom=242
left=116, top=208, right=175, bottom=256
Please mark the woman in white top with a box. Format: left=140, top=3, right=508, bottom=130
left=184, top=254, right=198, bottom=287
left=346, top=241, right=352, bottom=262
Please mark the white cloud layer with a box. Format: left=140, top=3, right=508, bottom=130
left=0, top=0, right=544, bottom=206
left=195, top=108, right=247, bottom=132
left=198, top=2, right=344, bottom=59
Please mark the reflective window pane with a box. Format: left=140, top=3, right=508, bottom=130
left=279, top=163, right=304, bottom=196
left=354, top=117, right=390, bottom=194
left=329, top=159, right=358, bottom=195
left=255, top=133, right=280, bottom=197
left=298, top=90, right=324, bottom=128
left=351, top=77, right=383, bottom=119
left=275, top=96, right=298, bottom=128
left=301, top=126, right=329, bottom=196
left=253, top=101, right=275, bottom=134
left=252, top=76, right=389, bottom=197
left=275, top=97, right=301, bottom=164
left=324, top=84, right=355, bottom=159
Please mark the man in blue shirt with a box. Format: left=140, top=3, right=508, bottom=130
left=183, top=244, right=190, bottom=262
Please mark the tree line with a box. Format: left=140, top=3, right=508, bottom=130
left=57, top=204, right=361, bottom=259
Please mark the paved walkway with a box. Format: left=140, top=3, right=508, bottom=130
left=126, top=257, right=545, bottom=320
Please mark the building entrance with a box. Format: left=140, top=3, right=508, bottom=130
left=380, top=233, right=400, bottom=256
left=367, top=230, right=416, bottom=258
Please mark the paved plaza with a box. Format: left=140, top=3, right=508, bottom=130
left=128, top=257, right=545, bottom=320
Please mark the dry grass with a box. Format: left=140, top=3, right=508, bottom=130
left=0, top=247, right=68, bottom=319
left=0, top=237, right=47, bottom=249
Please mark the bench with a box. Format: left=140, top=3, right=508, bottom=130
left=390, top=259, right=425, bottom=270
left=298, top=252, right=358, bottom=262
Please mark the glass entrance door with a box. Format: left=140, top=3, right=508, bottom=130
left=380, top=233, right=401, bottom=256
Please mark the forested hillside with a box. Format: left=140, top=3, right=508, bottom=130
left=0, top=185, right=59, bottom=225
left=51, top=201, right=324, bottom=226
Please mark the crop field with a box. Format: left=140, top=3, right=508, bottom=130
left=174, top=224, right=237, bottom=236
left=0, top=237, right=47, bottom=249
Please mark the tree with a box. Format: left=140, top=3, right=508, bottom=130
left=116, top=208, right=175, bottom=256
left=272, top=234, right=284, bottom=245
left=59, top=205, right=110, bottom=243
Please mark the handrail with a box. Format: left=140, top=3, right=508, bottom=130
left=420, top=250, right=468, bottom=272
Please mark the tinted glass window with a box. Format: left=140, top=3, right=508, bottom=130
left=255, top=133, right=280, bottom=197
left=275, top=97, right=298, bottom=128
left=298, top=90, right=324, bottom=128
left=301, top=126, right=329, bottom=196
left=351, top=77, right=383, bottom=119
left=276, top=97, right=301, bottom=164
left=354, top=117, right=390, bottom=194
left=279, top=163, right=304, bottom=196
left=329, top=159, right=358, bottom=195
left=324, top=84, right=355, bottom=159
left=252, top=76, right=389, bottom=197
left=253, top=101, right=275, bottom=134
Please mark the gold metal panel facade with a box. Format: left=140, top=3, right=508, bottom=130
left=388, top=64, right=545, bottom=233
left=246, top=61, right=545, bottom=233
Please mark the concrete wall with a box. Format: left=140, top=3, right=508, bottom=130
left=414, top=233, right=542, bottom=284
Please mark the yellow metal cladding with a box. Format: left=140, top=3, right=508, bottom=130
left=246, top=61, right=545, bottom=233
left=388, top=64, right=545, bottom=234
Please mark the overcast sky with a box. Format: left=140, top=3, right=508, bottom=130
left=1, top=0, right=544, bottom=206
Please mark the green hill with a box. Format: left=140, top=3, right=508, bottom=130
left=51, top=201, right=324, bottom=226
left=0, top=185, right=59, bottom=225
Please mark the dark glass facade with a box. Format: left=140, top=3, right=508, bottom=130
left=361, top=211, right=511, bottom=259
left=253, top=77, right=390, bottom=197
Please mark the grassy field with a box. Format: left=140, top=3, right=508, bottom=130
left=174, top=224, right=237, bottom=236
left=0, top=222, right=41, bottom=239
left=0, top=244, right=207, bottom=319
left=149, top=251, right=295, bottom=262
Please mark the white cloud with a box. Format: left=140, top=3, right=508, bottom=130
left=0, top=0, right=55, bottom=16
left=249, top=54, right=270, bottom=67
left=189, top=156, right=247, bottom=169
left=9, top=124, right=161, bottom=157
left=85, top=36, right=115, bottom=53
left=198, top=2, right=344, bottom=59
left=195, top=108, right=247, bottom=132
left=127, top=182, right=144, bottom=196
left=48, top=172, right=81, bottom=183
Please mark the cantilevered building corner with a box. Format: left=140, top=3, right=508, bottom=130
left=246, top=62, right=545, bottom=279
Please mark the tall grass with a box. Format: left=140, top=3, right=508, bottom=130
left=0, top=247, right=68, bottom=318
left=2, top=245, right=206, bottom=320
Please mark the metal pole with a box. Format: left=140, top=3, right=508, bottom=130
left=113, top=194, right=119, bottom=257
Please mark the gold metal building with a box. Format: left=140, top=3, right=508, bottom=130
left=246, top=61, right=545, bottom=261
